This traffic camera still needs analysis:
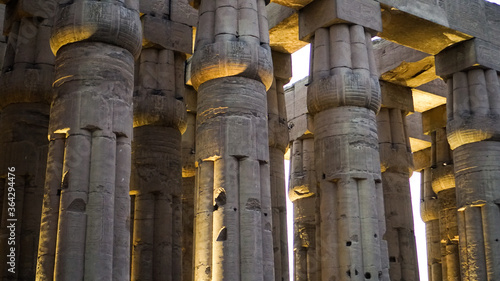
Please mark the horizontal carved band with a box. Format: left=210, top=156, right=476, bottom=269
left=307, top=71, right=381, bottom=114
left=420, top=198, right=439, bottom=222
left=447, top=116, right=500, bottom=150
left=0, top=65, right=53, bottom=109
left=190, top=40, right=274, bottom=90
left=51, top=1, right=142, bottom=57
left=133, top=96, right=187, bottom=133
left=431, top=165, right=455, bottom=194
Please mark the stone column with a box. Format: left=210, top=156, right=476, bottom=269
left=285, top=78, right=318, bottom=281
left=182, top=85, right=197, bottom=281
left=0, top=4, right=7, bottom=70
left=377, top=82, right=419, bottom=281
left=420, top=167, right=442, bottom=281
left=300, top=1, right=390, bottom=280
left=422, top=105, right=460, bottom=281
left=35, top=1, right=142, bottom=280
left=130, top=3, right=193, bottom=279
left=436, top=38, right=500, bottom=281
left=189, top=0, right=274, bottom=279
left=268, top=50, right=291, bottom=281
left=289, top=138, right=318, bottom=281
left=0, top=2, right=54, bottom=279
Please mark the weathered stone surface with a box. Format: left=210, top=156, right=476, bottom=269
left=171, top=0, right=198, bottom=27
left=285, top=77, right=314, bottom=141
left=267, top=4, right=307, bottom=54
left=406, top=112, right=431, bottom=152
left=374, top=39, right=438, bottom=88
left=0, top=104, right=49, bottom=280
left=445, top=69, right=500, bottom=150
left=438, top=38, right=500, bottom=280
left=288, top=138, right=318, bottom=281
left=36, top=1, right=141, bottom=279
left=377, top=1, right=473, bottom=55
left=0, top=3, right=53, bottom=279
left=50, top=1, right=142, bottom=57
left=0, top=4, right=6, bottom=69
left=299, top=0, right=382, bottom=41
left=380, top=80, right=414, bottom=112
left=436, top=38, right=500, bottom=78
left=305, top=22, right=390, bottom=281
left=420, top=167, right=442, bottom=281
left=412, top=79, right=448, bottom=113
left=421, top=105, right=446, bottom=135
left=191, top=1, right=275, bottom=279
left=268, top=50, right=290, bottom=281
left=377, top=93, right=419, bottom=281
left=142, top=15, right=193, bottom=54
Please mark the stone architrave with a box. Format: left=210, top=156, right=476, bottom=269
left=300, top=1, right=391, bottom=279
left=268, top=50, right=291, bottom=281
left=377, top=84, right=419, bottom=281
left=0, top=2, right=54, bottom=279
left=35, top=1, right=142, bottom=280
left=189, top=0, right=275, bottom=280
left=436, top=39, right=500, bottom=280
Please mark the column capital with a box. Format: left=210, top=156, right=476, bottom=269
left=298, top=0, right=382, bottom=42
left=436, top=38, right=500, bottom=79
left=50, top=1, right=142, bottom=57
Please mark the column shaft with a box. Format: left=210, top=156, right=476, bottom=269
left=0, top=2, right=54, bottom=279
left=268, top=50, right=291, bottom=281
left=306, top=22, right=389, bottom=281
left=190, top=0, right=274, bottom=279
left=377, top=106, right=419, bottom=281
left=36, top=1, right=142, bottom=279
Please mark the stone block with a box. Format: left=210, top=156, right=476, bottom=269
left=140, top=0, right=169, bottom=16
left=271, top=50, right=292, bottom=81
left=378, top=4, right=472, bottom=55
left=171, top=0, right=198, bottom=27
left=284, top=77, right=308, bottom=121
left=184, top=85, right=197, bottom=113
left=288, top=113, right=314, bottom=141
left=421, top=105, right=446, bottom=135
left=299, top=0, right=382, bottom=42
left=267, top=3, right=308, bottom=53
left=142, top=15, right=193, bottom=54
left=435, top=38, right=500, bottom=78
left=445, top=0, right=487, bottom=40
left=412, top=147, right=431, bottom=171
left=374, top=39, right=429, bottom=77
left=380, top=81, right=414, bottom=112
left=412, top=78, right=447, bottom=112
left=406, top=112, right=431, bottom=152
